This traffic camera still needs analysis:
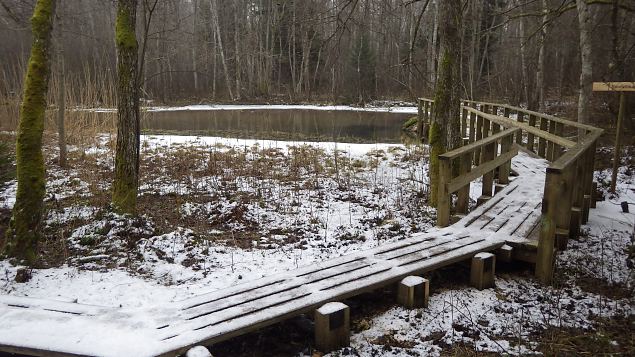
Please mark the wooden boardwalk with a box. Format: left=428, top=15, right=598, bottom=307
left=0, top=98, right=602, bottom=357
left=0, top=152, right=547, bottom=357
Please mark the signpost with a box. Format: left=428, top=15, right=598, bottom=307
left=592, top=82, right=635, bottom=193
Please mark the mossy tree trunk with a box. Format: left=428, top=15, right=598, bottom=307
left=428, top=0, right=462, bottom=207
left=112, top=0, right=140, bottom=214
left=5, top=0, right=57, bottom=264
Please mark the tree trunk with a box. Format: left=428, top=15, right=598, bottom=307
left=212, top=0, right=233, bottom=100
left=576, top=0, right=593, bottom=132
left=56, top=10, right=66, bottom=168
left=518, top=1, right=531, bottom=109
left=429, top=0, right=461, bottom=207
left=112, top=0, right=140, bottom=214
left=535, top=0, right=548, bottom=112
left=428, top=0, right=439, bottom=91
left=5, top=0, right=57, bottom=264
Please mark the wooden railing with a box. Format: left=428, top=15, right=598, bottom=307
left=437, top=127, right=519, bottom=227
left=417, top=98, right=434, bottom=139
left=535, top=129, right=602, bottom=283
left=418, top=97, right=604, bottom=284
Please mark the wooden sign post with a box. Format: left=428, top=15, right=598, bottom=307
left=592, top=82, right=635, bottom=193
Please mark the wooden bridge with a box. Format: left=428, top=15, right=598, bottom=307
left=0, top=100, right=602, bottom=357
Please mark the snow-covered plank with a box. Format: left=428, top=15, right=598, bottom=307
left=0, top=294, right=110, bottom=316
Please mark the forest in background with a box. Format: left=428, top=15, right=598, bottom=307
left=0, top=0, right=633, bottom=111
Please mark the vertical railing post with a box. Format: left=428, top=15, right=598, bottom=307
left=546, top=120, right=556, bottom=160
left=469, top=111, right=476, bottom=144
left=536, top=169, right=561, bottom=284
left=456, top=152, right=472, bottom=214
left=582, top=140, right=596, bottom=223
left=538, top=117, right=548, bottom=158
left=481, top=142, right=495, bottom=199
left=516, top=112, right=524, bottom=145
left=474, top=114, right=483, bottom=165
left=499, top=132, right=512, bottom=185
left=553, top=122, right=564, bottom=159
left=526, top=114, right=537, bottom=153
left=569, top=156, right=585, bottom=240
left=461, top=107, right=468, bottom=140
left=437, top=157, right=452, bottom=227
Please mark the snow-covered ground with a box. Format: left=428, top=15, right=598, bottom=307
left=0, top=135, right=633, bottom=356
left=0, top=135, right=433, bottom=307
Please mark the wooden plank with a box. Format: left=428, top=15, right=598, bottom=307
left=379, top=235, right=471, bottom=261
left=448, top=147, right=518, bottom=194
left=0, top=295, right=108, bottom=316
left=592, top=82, right=635, bottom=92
left=395, top=236, right=489, bottom=267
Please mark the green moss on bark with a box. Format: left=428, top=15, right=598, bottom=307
left=115, top=5, right=137, bottom=50
left=112, top=0, right=140, bottom=215
left=5, top=0, right=57, bottom=264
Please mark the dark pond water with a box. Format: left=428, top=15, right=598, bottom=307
left=138, top=109, right=414, bottom=143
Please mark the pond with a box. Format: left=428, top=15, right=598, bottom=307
left=135, top=107, right=416, bottom=144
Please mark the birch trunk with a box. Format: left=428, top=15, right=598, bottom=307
left=575, top=0, right=593, bottom=130
left=535, top=0, right=548, bottom=112
left=56, top=11, right=66, bottom=168
left=211, top=0, right=234, bottom=100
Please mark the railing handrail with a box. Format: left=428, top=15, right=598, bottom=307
left=439, top=127, right=519, bottom=160
left=548, top=128, right=604, bottom=173
left=460, top=99, right=601, bottom=134
left=461, top=106, right=576, bottom=150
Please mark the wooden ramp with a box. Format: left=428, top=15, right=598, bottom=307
left=0, top=152, right=548, bottom=357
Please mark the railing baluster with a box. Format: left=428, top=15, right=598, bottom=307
left=456, top=152, right=472, bottom=214
left=499, top=133, right=512, bottom=184
left=437, top=157, right=452, bottom=227
left=526, top=114, right=536, bottom=152
left=516, top=112, right=524, bottom=145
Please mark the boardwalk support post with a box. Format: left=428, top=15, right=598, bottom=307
left=315, top=302, right=350, bottom=353
left=496, top=244, right=513, bottom=263
left=185, top=346, right=213, bottom=357
left=470, top=252, right=496, bottom=290
left=397, top=276, right=429, bottom=309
